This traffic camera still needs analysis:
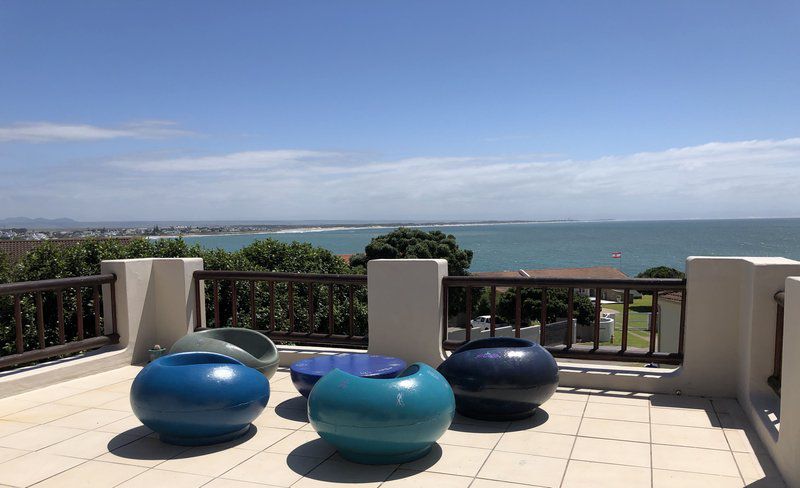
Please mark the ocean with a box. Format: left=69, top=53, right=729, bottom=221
left=181, top=219, right=800, bottom=276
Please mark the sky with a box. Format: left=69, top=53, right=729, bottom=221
left=1, top=1, right=799, bottom=222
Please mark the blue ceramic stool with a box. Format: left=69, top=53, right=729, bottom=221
left=308, top=363, right=455, bottom=464
left=437, top=337, right=559, bottom=420
left=131, top=352, right=269, bottom=445
left=290, top=353, right=406, bottom=397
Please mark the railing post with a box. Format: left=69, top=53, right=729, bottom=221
left=769, top=291, right=784, bottom=395
left=194, top=273, right=202, bottom=329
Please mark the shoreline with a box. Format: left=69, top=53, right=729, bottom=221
left=149, top=219, right=597, bottom=240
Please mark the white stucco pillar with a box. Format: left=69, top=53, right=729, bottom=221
left=101, top=258, right=204, bottom=364
left=367, top=259, right=448, bottom=366
left=678, top=257, right=748, bottom=397
left=101, top=258, right=155, bottom=364
left=776, top=277, right=800, bottom=487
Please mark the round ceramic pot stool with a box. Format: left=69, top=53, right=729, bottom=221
left=308, top=363, right=455, bottom=464
left=130, top=352, right=269, bottom=445
left=290, top=353, right=406, bottom=397
left=437, top=337, right=559, bottom=420
left=170, top=328, right=280, bottom=378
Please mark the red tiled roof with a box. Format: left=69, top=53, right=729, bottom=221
left=473, top=266, right=629, bottom=280
left=659, top=291, right=684, bottom=303
left=0, top=238, right=136, bottom=264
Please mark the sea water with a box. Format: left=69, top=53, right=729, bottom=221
left=182, top=219, right=800, bottom=275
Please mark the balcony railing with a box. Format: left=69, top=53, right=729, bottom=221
left=0, top=274, right=119, bottom=369
left=442, top=276, right=686, bottom=365
left=193, top=270, right=368, bottom=348
left=769, top=290, right=784, bottom=396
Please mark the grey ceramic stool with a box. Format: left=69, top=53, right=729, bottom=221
left=170, top=328, right=280, bottom=378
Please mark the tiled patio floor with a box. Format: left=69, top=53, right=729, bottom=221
left=0, top=366, right=786, bottom=488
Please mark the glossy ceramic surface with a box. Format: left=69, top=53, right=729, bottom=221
left=437, top=337, right=559, bottom=420
left=308, top=362, right=455, bottom=464
left=130, top=352, right=269, bottom=445
left=290, top=353, right=406, bottom=397
left=170, top=328, right=280, bottom=378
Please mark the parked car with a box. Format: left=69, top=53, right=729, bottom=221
left=470, top=315, right=509, bottom=329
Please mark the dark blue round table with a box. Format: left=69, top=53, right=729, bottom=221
left=290, top=353, right=407, bottom=397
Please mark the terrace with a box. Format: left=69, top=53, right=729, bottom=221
left=0, top=256, right=798, bottom=487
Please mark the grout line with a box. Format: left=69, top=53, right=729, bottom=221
left=472, top=478, right=546, bottom=487
left=288, top=450, right=337, bottom=487
left=710, top=399, right=748, bottom=485
left=445, top=413, right=518, bottom=484
left=0, top=420, right=44, bottom=443
left=558, top=393, right=588, bottom=488
left=212, top=421, right=328, bottom=487
left=380, top=465, right=403, bottom=487
left=24, top=457, right=93, bottom=487
left=648, top=400, right=654, bottom=488
left=104, top=461, right=152, bottom=488
left=561, top=457, right=741, bottom=478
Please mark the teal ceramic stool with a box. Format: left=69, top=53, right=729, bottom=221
left=170, top=328, right=280, bottom=378
left=308, top=363, right=455, bottom=464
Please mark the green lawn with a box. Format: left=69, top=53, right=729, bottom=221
left=603, top=295, right=653, bottom=349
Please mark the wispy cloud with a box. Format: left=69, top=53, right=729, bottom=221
left=0, top=120, right=192, bottom=143
left=2, top=137, right=799, bottom=220
left=109, top=149, right=343, bottom=172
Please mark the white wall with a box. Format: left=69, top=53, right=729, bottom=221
left=767, top=276, right=800, bottom=487
left=101, top=258, right=204, bottom=364
left=658, top=300, right=681, bottom=353
left=367, top=259, right=448, bottom=365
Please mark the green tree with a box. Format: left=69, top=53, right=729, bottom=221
left=240, top=240, right=351, bottom=274
left=637, top=266, right=685, bottom=279
left=350, top=228, right=475, bottom=322
left=349, top=227, right=473, bottom=276
left=495, top=287, right=594, bottom=326
left=0, top=237, right=369, bottom=358
left=204, top=240, right=365, bottom=336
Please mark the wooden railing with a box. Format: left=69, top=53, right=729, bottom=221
left=442, top=276, right=686, bottom=365
left=0, top=274, right=118, bottom=369
left=769, top=291, right=784, bottom=396
left=193, top=270, right=368, bottom=348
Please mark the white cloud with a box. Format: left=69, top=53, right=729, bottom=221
left=0, top=120, right=192, bottom=143
left=3, top=137, right=800, bottom=221
left=108, top=149, right=343, bottom=172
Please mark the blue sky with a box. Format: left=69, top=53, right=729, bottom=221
left=1, top=1, right=799, bottom=221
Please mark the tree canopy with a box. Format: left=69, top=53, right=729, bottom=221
left=637, top=266, right=685, bottom=279
left=0, top=238, right=362, bottom=357
left=1, top=238, right=353, bottom=285
left=349, top=227, right=473, bottom=276
left=495, top=287, right=595, bottom=326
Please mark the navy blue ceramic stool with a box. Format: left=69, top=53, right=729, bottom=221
left=437, top=337, right=559, bottom=420
left=131, top=352, right=269, bottom=445
left=290, top=353, right=406, bottom=397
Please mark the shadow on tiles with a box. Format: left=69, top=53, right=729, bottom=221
left=275, top=397, right=309, bottom=420
left=287, top=442, right=445, bottom=481
left=106, top=424, right=260, bottom=459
